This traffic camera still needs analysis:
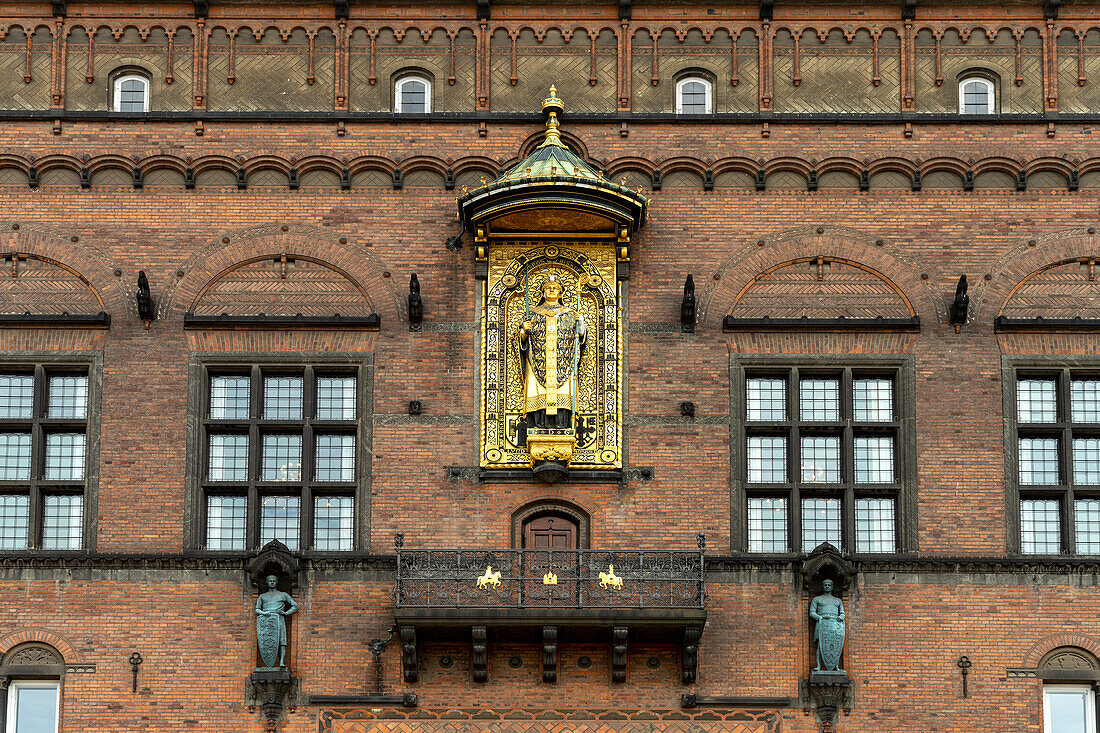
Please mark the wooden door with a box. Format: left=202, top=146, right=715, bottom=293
left=523, top=514, right=578, bottom=549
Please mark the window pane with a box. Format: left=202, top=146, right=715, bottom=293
left=746, top=378, right=786, bottom=420
left=209, top=434, right=248, bottom=481
left=263, top=376, right=303, bottom=420
left=1071, top=379, right=1100, bottom=423
left=47, top=375, right=87, bottom=419
left=0, top=494, right=29, bottom=549
left=12, top=684, right=59, bottom=733
left=261, top=495, right=300, bottom=550
left=0, top=375, right=34, bottom=418
left=44, top=433, right=85, bottom=481
left=1018, top=379, right=1058, bottom=424
left=1021, top=499, right=1060, bottom=554
left=1045, top=686, right=1092, bottom=733
left=314, top=496, right=354, bottom=551
left=747, top=436, right=787, bottom=483
left=1020, top=437, right=1060, bottom=485
left=962, top=81, right=990, bottom=114
left=853, top=379, right=893, bottom=422
left=315, top=434, right=354, bottom=482
left=801, top=497, right=841, bottom=552
left=679, top=80, right=708, bottom=113
left=42, top=495, right=82, bottom=549
left=262, top=435, right=302, bottom=481
left=855, top=436, right=895, bottom=483
left=400, top=80, right=427, bottom=113
left=1075, top=499, right=1100, bottom=555
left=1073, top=438, right=1100, bottom=485
left=0, top=433, right=32, bottom=480
left=317, top=376, right=356, bottom=420
left=118, top=78, right=147, bottom=112
left=747, top=497, right=787, bottom=552
left=210, top=376, right=250, bottom=420
left=801, top=436, right=840, bottom=483
left=855, top=498, right=896, bottom=553
left=206, top=495, right=246, bottom=550
left=800, top=379, right=839, bottom=421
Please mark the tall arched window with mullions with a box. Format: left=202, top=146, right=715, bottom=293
left=676, top=76, right=713, bottom=115
left=394, top=74, right=431, bottom=114
left=112, top=70, right=150, bottom=112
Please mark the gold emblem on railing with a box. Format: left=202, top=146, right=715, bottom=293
left=542, top=572, right=558, bottom=585
left=598, top=564, right=623, bottom=590
left=476, top=565, right=501, bottom=589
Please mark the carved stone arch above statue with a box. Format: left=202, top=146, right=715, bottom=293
left=700, top=226, right=940, bottom=327
left=161, top=224, right=403, bottom=326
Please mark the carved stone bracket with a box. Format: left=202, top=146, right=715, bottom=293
left=682, top=626, right=702, bottom=684
left=799, top=542, right=855, bottom=595
left=249, top=668, right=299, bottom=732
left=805, top=671, right=852, bottom=733
left=471, top=626, right=488, bottom=683
left=399, top=627, right=418, bottom=683
left=247, top=539, right=302, bottom=592
left=542, top=626, right=557, bottom=683
left=611, top=626, right=628, bottom=683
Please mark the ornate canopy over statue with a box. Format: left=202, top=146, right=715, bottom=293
left=460, top=88, right=648, bottom=483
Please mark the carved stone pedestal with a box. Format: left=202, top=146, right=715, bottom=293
left=250, top=667, right=298, bottom=731
left=526, top=428, right=575, bottom=483
left=806, top=671, right=851, bottom=733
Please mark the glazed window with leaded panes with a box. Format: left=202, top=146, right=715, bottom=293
left=0, top=367, right=90, bottom=550
left=741, top=367, right=906, bottom=554
left=200, top=366, right=359, bottom=552
left=1011, top=369, right=1100, bottom=555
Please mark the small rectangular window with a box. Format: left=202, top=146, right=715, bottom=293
left=855, top=498, right=896, bottom=553
left=46, top=376, right=87, bottom=419
left=210, top=376, right=250, bottom=420
left=802, top=497, right=841, bottom=551
left=0, top=494, right=29, bottom=550
left=314, top=496, right=354, bottom=551
left=1073, top=438, right=1100, bottom=485
left=799, top=379, right=839, bottom=421
left=747, top=436, right=787, bottom=483
left=853, top=378, right=893, bottom=422
left=1075, top=499, right=1100, bottom=555
left=1071, top=379, right=1100, bottom=423
left=260, top=495, right=300, bottom=550
left=206, top=495, right=247, bottom=550
left=7, top=680, right=60, bottom=733
left=43, top=433, right=85, bottom=481
left=1044, top=684, right=1097, bottom=733
left=1019, top=379, right=1058, bottom=423
left=746, top=378, right=786, bottom=421
left=42, top=494, right=83, bottom=550
left=208, top=434, right=248, bottom=482
left=0, top=434, right=32, bottom=481
left=317, top=376, right=356, bottom=420
left=1021, top=498, right=1061, bottom=554
left=801, top=436, right=840, bottom=483
left=855, top=436, right=895, bottom=484
left=1020, top=437, right=1061, bottom=485
left=263, top=376, right=304, bottom=420
left=315, top=435, right=355, bottom=482
left=747, top=497, right=787, bottom=552
left=0, top=376, right=34, bottom=419
left=262, top=435, right=302, bottom=482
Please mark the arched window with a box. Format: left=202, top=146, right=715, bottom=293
left=958, top=76, right=995, bottom=114
left=113, top=72, right=150, bottom=112
left=2, top=642, right=65, bottom=733
left=676, top=76, right=712, bottom=115
left=394, top=75, right=431, bottom=114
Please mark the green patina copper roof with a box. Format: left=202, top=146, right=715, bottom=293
left=496, top=89, right=604, bottom=182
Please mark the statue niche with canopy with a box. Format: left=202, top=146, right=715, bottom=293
left=458, top=87, right=648, bottom=483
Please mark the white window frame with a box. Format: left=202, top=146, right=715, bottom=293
left=675, top=76, right=713, bottom=115
left=112, top=72, right=150, bottom=113
left=394, top=75, right=431, bottom=114
left=5, top=680, right=60, bottom=733
left=958, top=76, right=995, bottom=115
left=1043, top=684, right=1097, bottom=733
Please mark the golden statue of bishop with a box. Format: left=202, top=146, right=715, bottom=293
left=518, top=276, right=587, bottom=431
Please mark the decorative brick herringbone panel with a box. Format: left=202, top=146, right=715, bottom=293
left=772, top=54, right=899, bottom=114
left=207, top=43, right=331, bottom=112
left=491, top=51, right=616, bottom=114
left=189, top=257, right=375, bottom=316
left=0, top=254, right=104, bottom=314
left=1058, top=55, right=1100, bottom=113
left=0, top=46, right=50, bottom=111
left=729, top=259, right=915, bottom=320
left=915, top=51, right=1042, bottom=113
left=319, top=709, right=781, bottom=733
left=1000, top=259, right=1100, bottom=319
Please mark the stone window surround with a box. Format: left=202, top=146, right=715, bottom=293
left=729, top=354, right=918, bottom=554
left=184, top=352, right=374, bottom=553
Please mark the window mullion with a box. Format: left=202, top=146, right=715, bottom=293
left=29, top=365, right=45, bottom=549
left=789, top=368, right=800, bottom=551
left=248, top=365, right=262, bottom=549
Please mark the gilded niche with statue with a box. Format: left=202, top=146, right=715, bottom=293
left=457, top=87, right=648, bottom=482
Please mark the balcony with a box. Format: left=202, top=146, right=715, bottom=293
left=393, top=544, right=706, bottom=684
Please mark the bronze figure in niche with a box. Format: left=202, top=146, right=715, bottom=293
left=809, top=579, right=845, bottom=672
left=255, top=574, right=299, bottom=668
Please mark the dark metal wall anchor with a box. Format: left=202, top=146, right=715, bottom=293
left=957, top=655, right=972, bottom=698
left=129, top=652, right=143, bottom=693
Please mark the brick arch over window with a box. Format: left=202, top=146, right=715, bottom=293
left=162, top=225, right=403, bottom=324
left=1024, top=634, right=1100, bottom=668
left=980, top=228, right=1100, bottom=321
left=699, top=227, right=939, bottom=326
left=0, top=628, right=77, bottom=662
left=510, top=498, right=590, bottom=549
left=0, top=222, right=123, bottom=318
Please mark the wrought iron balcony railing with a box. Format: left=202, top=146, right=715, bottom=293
left=394, top=546, right=705, bottom=611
